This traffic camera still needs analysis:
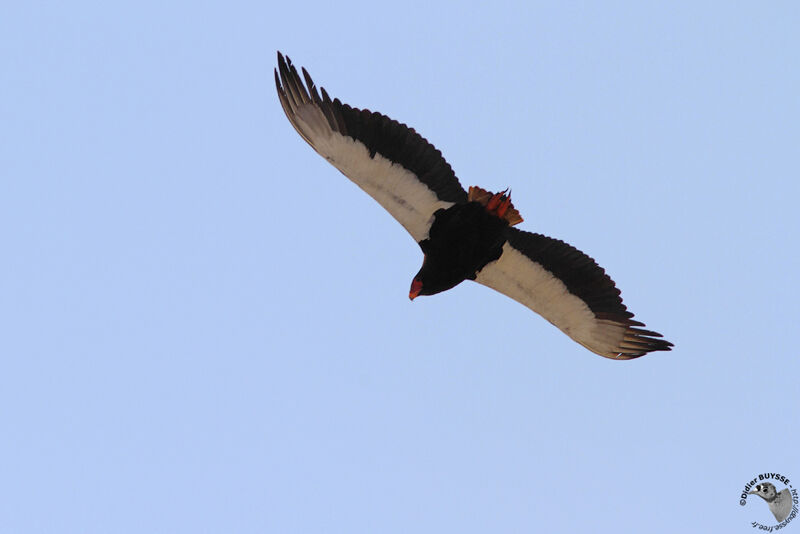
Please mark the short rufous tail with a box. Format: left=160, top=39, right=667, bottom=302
left=468, top=186, right=523, bottom=226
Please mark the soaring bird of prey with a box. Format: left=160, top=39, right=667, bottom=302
left=750, top=482, right=793, bottom=522
left=275, top=52, right=673, bottom=359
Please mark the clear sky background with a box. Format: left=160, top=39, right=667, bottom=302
left=2, top=2, right=799, bottom=533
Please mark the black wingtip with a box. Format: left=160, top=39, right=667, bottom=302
left=619, top=331, right=674, bottom=359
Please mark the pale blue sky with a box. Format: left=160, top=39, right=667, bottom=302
left=2, top=2, right=799, bottom=533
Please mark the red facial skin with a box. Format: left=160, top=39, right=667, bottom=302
left=409, top=278, right=423, bottom=300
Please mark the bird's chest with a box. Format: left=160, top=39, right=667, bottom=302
left=421, top=203, right=508, bottom=278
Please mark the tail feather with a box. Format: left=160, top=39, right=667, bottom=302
left=468, top=186, right=523, bottom=226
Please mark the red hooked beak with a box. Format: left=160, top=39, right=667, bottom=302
left=409, top=278, right=423, bottom=300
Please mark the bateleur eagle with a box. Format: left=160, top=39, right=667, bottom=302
left=275, top=52, right=672, bottom=359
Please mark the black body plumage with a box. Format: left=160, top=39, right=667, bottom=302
left=415, top=203, right=509, bottom=296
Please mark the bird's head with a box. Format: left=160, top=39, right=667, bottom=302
left=409, top=277, right=423, bottom=300
left=409, top=254, right=471, bottom=300
left=409, top=257, right=432, bottom=300
left=749, top=483, right=778, bottom=502
left=408, top=262, right=461, bottom=300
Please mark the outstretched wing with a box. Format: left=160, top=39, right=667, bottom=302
left=275, top=52, right=467, bottom=242
left=475, top=227, right=672, bottom=359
